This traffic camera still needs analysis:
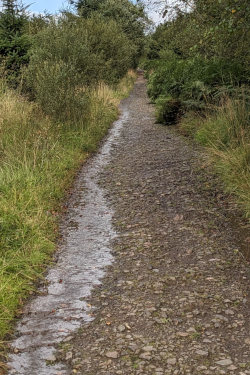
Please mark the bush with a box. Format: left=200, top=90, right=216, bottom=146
left=147, top=52, right=247, bottom=124
left=25, top=16, right=136, bottom=121
left=148, top=53, right=246, bottom=101
left=74, top=0, right=148, bottom=67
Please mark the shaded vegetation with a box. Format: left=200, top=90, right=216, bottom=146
left=145, top=0, right=249, bottom=114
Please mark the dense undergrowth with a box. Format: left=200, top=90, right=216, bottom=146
left=144, top=0, right=250, bottom=218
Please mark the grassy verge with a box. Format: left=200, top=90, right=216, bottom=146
left=179, top=98, right=250, bottom=218
left=0, top=70, right=136, bottom=366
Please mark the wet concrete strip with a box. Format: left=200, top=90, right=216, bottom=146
left=7, top=104, right=129, bottom=375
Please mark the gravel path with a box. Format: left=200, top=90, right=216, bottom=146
left=58, top=77, right=250, bottom=375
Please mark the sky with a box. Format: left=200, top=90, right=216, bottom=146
left=0, top=0, right=164, bottom=24
left=26, top=0, right=70, bottom=14
left=27, top=0, right=164, bottom=22
left=0, top=0, right=70, bottom=14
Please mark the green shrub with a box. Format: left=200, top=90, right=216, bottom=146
left=147, top=52, right=246, bottom=106
left=26, top=16, right=135, bottom=121
left=145, top=0, right=249, bottom=115
left=74, top=0, right=148, bottom=66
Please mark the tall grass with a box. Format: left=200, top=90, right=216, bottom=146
left=180, top=98, right=250, bottom=217
left=0, top=71, right=136, bottom=361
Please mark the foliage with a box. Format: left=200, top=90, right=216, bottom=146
left=25, top=16, right=136, bottom=121
left=25, top=13, right=54, bottom=35
left=145, top=0, right=249, bottom=124
left=154, top=0, right=250, bottom=65
left=0, top=0, right=30, bottom=86
left=72, top=0, right=149, bottom=66
left=155, top=95, right=181, bottom=124
left=72, top=0, right=106, bottom=17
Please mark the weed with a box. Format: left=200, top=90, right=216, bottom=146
left=191, top=332, right=201, bottom=340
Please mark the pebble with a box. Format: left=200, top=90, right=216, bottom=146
left=117, top=324, right=126, bottom=332
left=46, top=354, right=56, bottom=362
left=196, top=350, right=209, bottom=357
left=142, top=346, right=154, bottom=352
left=177, top=332, right=189, bottom=337
left=105, top=351, right=119, bottom=359
left=167, top=357, right=177, bottom=365
left=139, top=353, right=151, bottom=360
left=216, top=359, right=233, bottom=366
left=228, top=365, right=238, bottom=371
left=66, top=352, right=73, bottom=360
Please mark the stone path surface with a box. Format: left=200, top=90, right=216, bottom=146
left=56, top=77, right=250, bottom=374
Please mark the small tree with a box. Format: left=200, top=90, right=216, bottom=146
left=0, top=0, right=30, bottom=86
left=72, top=0, right=149, bottom=66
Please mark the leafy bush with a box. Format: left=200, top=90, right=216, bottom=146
left=147, top=52, right=247, bottom=124
left=26, top=16, right=135, bottom=121
left=73, top=0, right=149, bottom=66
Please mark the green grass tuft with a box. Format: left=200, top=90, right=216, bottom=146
left=180, top=98, right=250, bottom=218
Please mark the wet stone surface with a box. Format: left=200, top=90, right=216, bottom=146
left=57, top=77, right=249, bottom=374
left=7, top=105, right=129, bottom=374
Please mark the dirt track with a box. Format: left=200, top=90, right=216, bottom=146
left=57, top=76, right=250, bottom=374
left=7, top=77, right=250, bottom=375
